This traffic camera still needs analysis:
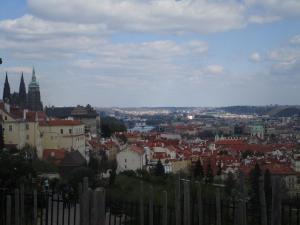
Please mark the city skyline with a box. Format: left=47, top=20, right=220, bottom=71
left=0, top=0, right=300, bottom=107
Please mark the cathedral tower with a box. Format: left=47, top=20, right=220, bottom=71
left=19, top=72, right=27, bottom=108
left=3, top=72, right=11, bottom=103
left=27, top=67, right=43, bottom=111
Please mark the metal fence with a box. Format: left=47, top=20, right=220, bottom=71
left=1, top=179, right=300, bottom=225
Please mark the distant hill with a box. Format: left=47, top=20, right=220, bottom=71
left=219, top=106, right=275, bottom=116
left=220, top=106, right=300, bottom=117
left=272, top=107, right=300, bottom=117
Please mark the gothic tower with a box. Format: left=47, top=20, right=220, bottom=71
left=3, top=72, right=11, bottom=103
left=27, top=68, right=43, bottom=111
left=19, top=72, right=27, bottom=108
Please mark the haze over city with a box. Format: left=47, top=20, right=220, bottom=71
left=0, top=0, right=300, bottom=107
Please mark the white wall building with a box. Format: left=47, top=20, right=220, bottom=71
left=117, top=145, right=146, bottom=172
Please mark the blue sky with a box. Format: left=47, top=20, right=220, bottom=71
left=0, top=0, right=300, bottom=107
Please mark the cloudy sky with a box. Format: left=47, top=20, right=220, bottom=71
left=0, top=0, right=300, bottom=107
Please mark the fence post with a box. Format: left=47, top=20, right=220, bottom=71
left=196, top=183, right=203, bottom=225
left=271, top=177, right=282, bottom=225
left=216, top=187, right=221, bottom=225
left=15, top=188, right=20, bottom=225
left=91, top=187, right=106, bottom=225
left=235, top=171, right=247, bottom=225
left=99, top=188, right=106, bottom=225
left=184, top=180, right=191, bottom=225
left=33, top=190, right=37, bottom=225
left=80, top=177, right=90, bottom=225
left=6, top=195, right=11, bottom=225
left=162, top=191, right=168, bottom=225
left=20, top=184, right=25, bottom=225
left=175, top=174, right=181, bottom=225
left=259, top=176, right=268, bottom=225
left=149, top=186, right=154, bottom=225
left=140, top=181, right=144, bottom=225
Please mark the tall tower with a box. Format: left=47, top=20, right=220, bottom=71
left=3, top=72, right=11, bottom=103
left=27, top=67, right=43, bottom=111
left=19, top=72, right=27, bottom=108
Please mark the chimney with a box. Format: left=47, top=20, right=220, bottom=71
left=4, top=102, right=10, bottom=113
left=23, top=109, right=28, bottom=120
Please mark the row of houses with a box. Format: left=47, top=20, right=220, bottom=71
left=106, top=131, right=300, bottom=194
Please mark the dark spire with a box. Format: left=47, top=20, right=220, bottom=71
left=3, top=72, right=11, bottom=103
left=19, top=72, right=27, bottom=108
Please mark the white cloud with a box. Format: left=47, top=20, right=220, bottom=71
left=267, top=35, right=300, bottom=76
left=290, top=35, right=300, bottom=45
left=248, top=15, right=280, bottom=24
left=27, top=0, right=247, bottom=34
left=249, top=52, right=261, bottom=62
left=0, top=66, right=32, bottom=74
left=25, top=0, right=300, bottom=35
left=204, top=65, right=224, bottom=75
left=246, top=0, right=300, bottom=18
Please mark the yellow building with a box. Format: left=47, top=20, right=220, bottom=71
left=39, top=119, right=85, bottom=156
left=0, top=102, right=86, bottom=158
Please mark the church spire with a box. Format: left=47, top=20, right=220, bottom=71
left=32, top=67, right=36, bottom=83
left=19, top=72, right=27, bottom=108
left=3, top=72, right=11, bottom=103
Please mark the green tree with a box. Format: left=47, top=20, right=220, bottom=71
left=0, top=150, right=35, bottom=188
left=0, top=124, right=4, bottom=149
left=89, top=155, right=100, bottom=173
left=249, top=163, right=261, bottom=205
left=264, top=169, right=272, bottom=208
left=193, top=159, right=204, bottom=180
left=205, top=163, right=214, bottom=184
left=216, top=162, right=222, bottom=176
left=100, top=117, right=127, bottom=137
left=224, top=172, right=236, bottom=196
left=154, top=160, right=165, bottom=176
left=109, top=168, right=116, bottom=186
left=67, top=167, right=95, bottom=189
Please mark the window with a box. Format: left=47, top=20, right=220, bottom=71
left=69, top=129, right=72, bottom=134
left=26, top=124, right=29, bottom=130
left=125, top=159, right=127, bottom=163
left=5, top=116, right=7, bottom=121
left=26, top=135, right=29, bottom=140
left=9, top=125, right=12, bottom=132
left=60, top=129, right=63, bottom=134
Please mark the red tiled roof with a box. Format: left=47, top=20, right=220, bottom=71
left=130, top=145, right=144, bottom=155
left=26, top=111, right=47, bottom=122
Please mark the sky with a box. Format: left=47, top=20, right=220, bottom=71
left=0, top=0, right=300, bottom=107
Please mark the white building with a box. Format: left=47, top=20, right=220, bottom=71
left=116, top=145, right=146, bottom=172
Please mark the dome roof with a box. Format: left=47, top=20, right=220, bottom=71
left=28, top=67, right=40, bottom=89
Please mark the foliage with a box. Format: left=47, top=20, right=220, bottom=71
left=67, top=167, right=95, bottom=189
left=249, top=163, right=261, bottom=204
left=120, top=170, right=137, bottom=177
left=193, top=159, right=204, bottom=180
left=89, top=154, right=101, bottom=173
left=154, top=160, right=165, bottom=176
left=32, top=159, right=58, bottom=173
left=224, top=172, right=236, bottom=196
left=216, top=163, right=222, bottom=176
left=0, top=149, right=35, bottom=188
left=0, top=124, right=4, bottom=150
left=100, top=116, right=127, bottom=137
left=264, top=169, right=272, bottom=208
left=205, top=163, right=214, bottom=184
left=109, top=168, right=116, bottom=186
